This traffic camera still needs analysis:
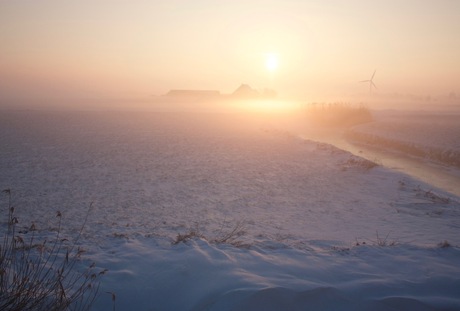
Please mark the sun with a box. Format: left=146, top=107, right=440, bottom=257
left=265, top=53, right=279, bottom=73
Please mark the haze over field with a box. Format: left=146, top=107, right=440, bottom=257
left=1, top=2, right=460, bottom=311
left=1, top=0, right=460, bottom=108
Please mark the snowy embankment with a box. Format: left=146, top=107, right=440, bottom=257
left=1, top=110, right=459, bottom=310
left=345, top=111, right=460, bottom=168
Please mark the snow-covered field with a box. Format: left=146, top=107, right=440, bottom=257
left=1, top=108, right=459, bottom=310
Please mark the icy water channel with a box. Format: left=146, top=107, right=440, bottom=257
left=300, top=124, right=460, bottom=197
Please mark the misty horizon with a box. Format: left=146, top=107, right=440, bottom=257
left=1, top=1, right=460, bottom=111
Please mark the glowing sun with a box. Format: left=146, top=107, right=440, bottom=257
left=265, top=53, right=279, bottom=72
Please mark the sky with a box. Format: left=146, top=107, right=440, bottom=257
left=1, top=0, right=459, bottom=105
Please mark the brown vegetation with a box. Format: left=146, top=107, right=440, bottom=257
left=0, top=189, right=105, bottom=311
left=305, top=103, right=373, bottom=127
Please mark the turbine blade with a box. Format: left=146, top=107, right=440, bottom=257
left=371, top=81, right=377, bottom=89
left=371, top=70, right=376, bottom=80
left=359, top=80, right=370, bottom=83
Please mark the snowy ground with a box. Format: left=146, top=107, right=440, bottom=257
left=1, top=108, right=459, bottom=310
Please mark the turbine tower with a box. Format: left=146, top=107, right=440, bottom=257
left=360, top=70, right=377, bottom=93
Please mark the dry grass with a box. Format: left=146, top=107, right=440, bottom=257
left=0, top=189, right=106, bottom=311
left=438, top=240, right=451, bottom=248
left=172, top=220, right=248, bottom=248
left=374, top=231, right=398, bottom=247
left=354, top=231, right=398, bottom=247
left=172, top=229, right=204, bottom=245
left=305, top=102, right=373, bottom=128
left=211, top=220, right=247, bottom=248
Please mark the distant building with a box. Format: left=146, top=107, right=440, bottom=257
left=231, top=84, right=277, bottom=99
left=165, top=90, right=221, bottom=98
left=232, top=84, right=259, bottom=98
left=165, top=85, right=277, bottom=99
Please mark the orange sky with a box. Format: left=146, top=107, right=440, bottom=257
left=1, top=0, right=459, bottom=105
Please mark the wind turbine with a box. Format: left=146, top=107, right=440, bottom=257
left=360, top=70, right=377, bottom=93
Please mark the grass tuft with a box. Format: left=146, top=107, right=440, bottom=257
left=172, top=229, right=204, bottom=245
left=0, top=189, right=106, bottom=311
left=354, top=231, right=398, bottom=248
left=374, top=231, right=398, bottom=247
left=438, top=240, right=451, bottom=248
left=172, top=220, right=248, bottom=248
